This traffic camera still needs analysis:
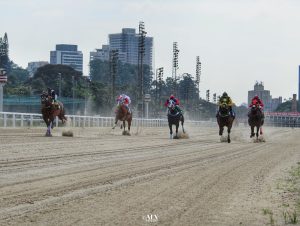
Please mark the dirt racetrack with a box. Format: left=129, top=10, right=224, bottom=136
left=0, top=126, right=300, bottom=226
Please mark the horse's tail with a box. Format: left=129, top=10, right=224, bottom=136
left=58, top=101, right=67, bottom=123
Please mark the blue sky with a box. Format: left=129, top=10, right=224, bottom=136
left=1, top=0, right=300, bottom=104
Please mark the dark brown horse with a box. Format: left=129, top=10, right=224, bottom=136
left=216, top=103, right=234, bottom=143
left=167, top=100, right=185, bottom=139
left=248, top=104, right=264, bottom=140
left=41, top=92, right=67, bottom=136
left=112, top=104, right=132, bottom=135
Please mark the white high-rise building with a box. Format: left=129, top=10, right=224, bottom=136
left=109, top=28, right=153, bottom=67
left=50, top=44, right=83, bottom=72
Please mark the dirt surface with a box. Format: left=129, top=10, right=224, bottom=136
left=0, top=126, right=299, bottom=226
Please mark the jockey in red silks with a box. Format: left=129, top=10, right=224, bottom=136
left=164, top=95, right=183, bottom=114
left=249, top=95, right=264, bottom=109
left=248, top=95, right=265, bottom=119
left=117, top=94, right=131, bottom=113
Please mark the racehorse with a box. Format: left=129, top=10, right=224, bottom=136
left=41, top=92, right=67, bottom=136
left=248, top=104, right=264, bottom=139
left=216, top=103, right=235, bottom=143
left=112, top=102, right=132, bottom=135
left=167, top=100, right=185, bottom=139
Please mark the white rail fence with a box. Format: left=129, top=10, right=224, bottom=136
left=0, top=112, right=215, bottom=128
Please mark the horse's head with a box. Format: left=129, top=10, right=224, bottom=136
left=250, top=104, right=260, bottom=115
left=219, top=102, right=229, bottom=116
left=41, top=92, right=52, bottom=107
left=168, top=99, right=176, bottom=110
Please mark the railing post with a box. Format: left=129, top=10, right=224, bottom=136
left=4, top=113, right=7, bottom=127
left=12, top=114, right=16, bottom=127
left=21, top=114, right=24, bottom=127
left=30, top=115, right=33, bottom=127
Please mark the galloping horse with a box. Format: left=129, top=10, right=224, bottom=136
left=248, top=104, right=264, bottom=139
left=41, top=92, right=67, bottom=136
left=112, top=103, right=132, bottom=135
left=167, top=100, right=185, bottom=139
left=216, top=103, right=235, bottom=143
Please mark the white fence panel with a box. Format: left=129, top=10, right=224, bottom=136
left=0, top=112, right=216, bottom=128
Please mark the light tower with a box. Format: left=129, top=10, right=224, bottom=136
left=110, top=49, right=118, bottom=104
left=195, top=56, right=201, bottom=98
left=0, top=33, right=9, bottom=112
left=138, top=21, right=147, bottom=117
left=172, top=42, right=179, bottom=95
left=155, top=67, right=164, bottom=107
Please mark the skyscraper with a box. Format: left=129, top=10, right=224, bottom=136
left=108, top=28, right=153, bottom=68
left=50, top=44, right=83, bottom=72
left=298, top=65, right=300, bottom=101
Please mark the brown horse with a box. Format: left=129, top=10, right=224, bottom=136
left=112, top=104, right=132, bottom=135
left=41, top=92, right=67, bottom=136
left=216, top=103, right=235, bottom=143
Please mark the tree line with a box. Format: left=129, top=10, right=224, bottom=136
left=3, top=60, right=252, bottom=119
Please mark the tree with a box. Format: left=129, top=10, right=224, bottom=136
left=28, top=64, right=84, bottom=97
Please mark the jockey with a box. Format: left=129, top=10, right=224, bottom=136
left=248, top=95, right=264, bottom=118
left=249, top=95, right=264, bottom=109
left=164, top=94, right=183, bottom=114
left=117, top=94, right=131, bottom=113
left=47, top=87, right=59, bottom=109
left=216, top=92, right=235, bottom=118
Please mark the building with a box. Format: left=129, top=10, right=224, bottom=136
left=271, top=96, right=282, bottom=111
left=50, top=44, right=83, bottom=72
left=90, top=45, right=126, bottom=62
left=27, top=61, right=48, bottom=77
left=248, top=82, right=272, bottom=111
left=108, top=28, right=153, bottom=67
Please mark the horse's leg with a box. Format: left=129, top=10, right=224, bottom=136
left=123, top=121, right=126, bottom=132
left=51, top=118, right=55, bottom=129
left=260, top=126, right=263, bottom=135
left=128, top=119, right=131, bottom=135
left=169, top=123, right=173, bottom=139
left=250, top=126, right=255, bottom=138
left=256, top=126, right=259, bottom=139
left=181, top=116, right=185, bottom=133
left=175, top=122, right=179, bottom=138
left=112, top=116, right=118, bottom=129
left=219, top=125, right=224, bottom=136
left=227, top=125, right=231, bottom=143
